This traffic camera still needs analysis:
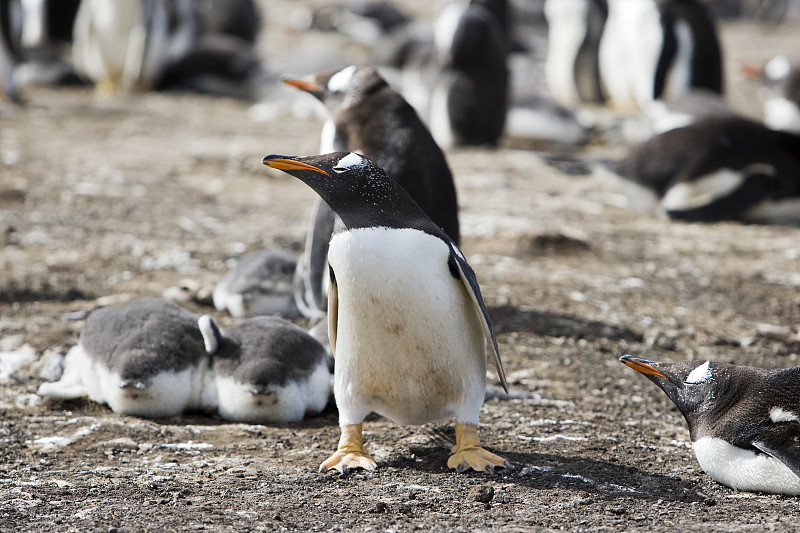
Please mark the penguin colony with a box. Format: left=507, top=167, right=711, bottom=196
left=18, top=0, right=800, bottom=491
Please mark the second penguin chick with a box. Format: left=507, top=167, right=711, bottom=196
left=200, top=315, right=331, bottom=423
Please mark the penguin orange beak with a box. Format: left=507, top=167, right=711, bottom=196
left=282, top=77, right=321, bottom=94
left=619, top=355, right=667, bottom=378
left=262, top=155, right=330, bottom=176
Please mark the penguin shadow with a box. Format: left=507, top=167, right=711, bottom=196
left=503, top=451, right=704, bottom=503
left=489, top=304, right=642, bottom=342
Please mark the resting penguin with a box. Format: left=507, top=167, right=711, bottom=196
left=428, top=0, right=510, bottom=147
left=212, top=248, right=300, bottom=319
left=283, top=65, right=459, bottom=319
left=198, top=315, right=331, bottom=423
left=37, top=298, right=212, bottom=418
left=263, top=151, right=509, bottom=474
left=620, top=355, right=800, bottom=495
left=599, top=0, right=722, bottom=110
left=608, top=116, right=800, bottom=224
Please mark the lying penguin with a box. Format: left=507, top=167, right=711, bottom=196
left=39, top=298, right=330, bottom=423
left=620, top=355, right=800, bottom=495
left=607, top=116, right=800, bottom=224
left=199, top=315, right=331, bottom=423
left=212, top=248, right=300, bottom=319
left=38, top=298, right=211, bottom=418
left=263, top=151, right=509, bottom=474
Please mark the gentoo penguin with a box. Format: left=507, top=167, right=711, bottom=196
left=599, top=0, right=722, bottom=110
left=212, top=248, right=300, bottom=319
left=761, top=55, right=800, bottom=134
left=429, top=0, right=510, bottom=147
left=263, top=151, right=509, bottom=474
left=608, top=116, right=800, bottom=223
left=198, top=315, right=331, bottom=423
left=72, top=0, right=196, bottom=93
left=620, top=355, right=800, bottom=495
left=283, top=65, right=459, bottom=319
left=0, top=0, right=82, bottom=98
left=544, top=0, right=607, bottom=106
left=37, top=298, right=212, bottom=418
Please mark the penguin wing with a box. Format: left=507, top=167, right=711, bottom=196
left=751, top=423, right=800, bottom=479
left=294, top=198, right=335, bottom=319
left=327, top=267, right=338, bottom=357
left=448, top=244, right=508, bottom=393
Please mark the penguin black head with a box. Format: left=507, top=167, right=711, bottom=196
left=282, top=65, right=389, bottom=112
left=620, top=355, right=736, bottom=439
left=262, top=152, right=435, bottom=232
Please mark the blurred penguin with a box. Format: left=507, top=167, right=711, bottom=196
left=72, top=0, right=196, bottom=93
left=760, top=55, right=800, bottom=134
left=428, top=0, right=510, bottom=147
left=544, top=0, right=607, bottom=106
left=599, top=0, right=722, bottom=111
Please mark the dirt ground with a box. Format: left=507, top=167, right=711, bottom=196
left=2, top=3, right=800, bottom=532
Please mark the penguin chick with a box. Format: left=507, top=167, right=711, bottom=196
left=37, top=298, right=212, bottom=418
left=283, top=65, right=459, bottom=320
left=263, top=151, right=509, bottom=475
left=621, top=355, right=800, bottom=495
left=213, top=247, right=300, bottom=319
left=199, top=315, right=331, bottom=423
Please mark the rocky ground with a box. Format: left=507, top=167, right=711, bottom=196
left=2, top=3, right=800, bottom=532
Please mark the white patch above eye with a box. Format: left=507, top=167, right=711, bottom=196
left=333, top=152, right=366, bottom=173
left=327, top=65, right=357, bottom=93
left=685, top=361, right=711, bottom=384
left=770, top=407, right=798, bottom=423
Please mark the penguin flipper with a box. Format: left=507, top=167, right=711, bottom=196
left=752, top=423, right=800, bottom=479
left=294, top=198, right=335, bottom=319
left=328, top=267, right=338, bottom=357
left=448, top=245, right=508, bottom=393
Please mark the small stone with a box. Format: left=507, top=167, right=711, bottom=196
left=470, top=485, right=494, bottom=503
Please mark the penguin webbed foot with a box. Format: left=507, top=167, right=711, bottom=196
left=319, top=423, right=377, bottom=474
left=448, top=422, right=510, bottom=474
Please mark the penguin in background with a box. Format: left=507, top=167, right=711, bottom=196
left=606, top=116, right=800, bottom=224
left=428, top=0, right=510, bottom=147
left=263, top=151, right=509, bottom=474
left=621, top=355, right=800, bottom=495
left=0, top=0, right=82, bottom=99
left=37, top=298, right=213, bottom=418
left=599, top=0, right=722, bottom=111
left=544, top=0, right=607, bottom=106
left=72, top=0, right=197, bottom=93
left=760, top=54, right=800, bottom=134
left=198, top=315, right=331, bottom=423
left=283, top=65, right=459, bottom=319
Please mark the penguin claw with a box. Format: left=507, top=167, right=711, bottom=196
left=448, top=447, right=510, bottom=475
left=319, top=449, right=377, bottom=475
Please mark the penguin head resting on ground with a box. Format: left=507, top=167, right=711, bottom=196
left=620, top=355, right=800, bottom=495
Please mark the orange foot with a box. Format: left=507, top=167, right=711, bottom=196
left=319, top=423, right=377, bottom=474
left=447, top=422, right=510, bottom=474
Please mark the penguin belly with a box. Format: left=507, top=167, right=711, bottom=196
left=327, top=227, right=487, bottom=427
left=693, top=437, right=800, bottom=495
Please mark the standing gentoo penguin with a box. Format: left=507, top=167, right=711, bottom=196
left=198, top=315, right=331, bottom=423
left=620, top=355, right=800, bottom=495
left=608, top=116, right=800, bottom=224
left=37, top=298, right=213, bottom=418
left=263, top=152, right=509, bottom=474
left=544, top=0, right=608, bottom=106
left=599, top=0, right=722, bottom=110
left=429, top=0, right=510, bottom=147
left=760, top=55, right=800, bottom=134
left=283, top=65, right=459, bottom=319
